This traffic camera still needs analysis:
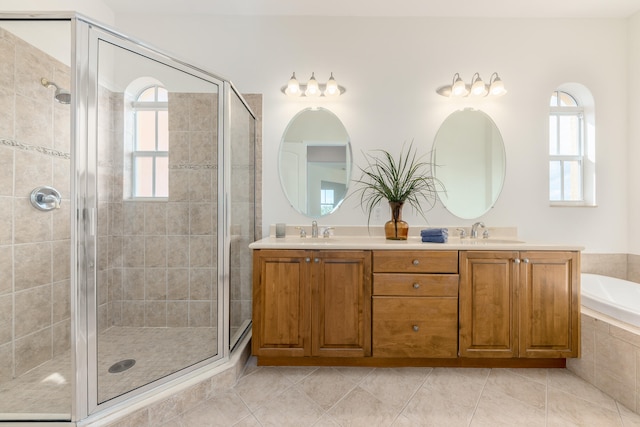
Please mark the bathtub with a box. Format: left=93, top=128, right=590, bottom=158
left=581, top=273, right=640, bottom=328
left=570, top=273, right=640, bottom=414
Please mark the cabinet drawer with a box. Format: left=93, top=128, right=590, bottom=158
left=373, top=274, right=458, bottom=297
left=373, top=251, right=458, bottom=273
left=373, top=297, right=458, bottom=358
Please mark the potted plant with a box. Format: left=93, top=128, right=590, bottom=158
left=352, top=142, right=442, bottom=240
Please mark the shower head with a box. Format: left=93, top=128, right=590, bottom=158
left=40, top=77, right=71, bottom=104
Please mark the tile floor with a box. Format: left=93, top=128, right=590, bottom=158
left=0, top=326, right=216, bottom=417
left=160, top=356, right=640, bottom=427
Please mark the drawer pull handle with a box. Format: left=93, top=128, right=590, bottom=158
left=305, top=257, right=311, bottom=263
left=314, top=258, right=320, bottom=263
left=523, top=258, right=530, bottom=264
left=412, top=259, right=420, bottom=266
left=412, top=325, right=419, bottom=332
left=514, top=258, right=521, bottom=264
left=413, top=283, right=420, bottom=289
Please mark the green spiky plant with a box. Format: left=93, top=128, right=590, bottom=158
left=352, top=142, right=443, bottom=227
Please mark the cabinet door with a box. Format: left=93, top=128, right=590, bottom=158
left=459, top=251, right=519, bottom=358
left=519, top=251, right=580, bottom=358
left=312, top=251, right=372, bottom=357
left=252, top=250, right=311, bottom=357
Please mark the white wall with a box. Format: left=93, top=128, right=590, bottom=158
left=629, top=12, right=640, bottom=256
left=7, top=6, right=633, bottom=253
left=108, top=15, right=629, bottom=253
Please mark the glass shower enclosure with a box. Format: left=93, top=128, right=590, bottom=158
left=0, top=14, right=256, bottom=422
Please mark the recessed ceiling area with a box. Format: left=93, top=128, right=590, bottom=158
left=101, top=0, right=640, bottom=19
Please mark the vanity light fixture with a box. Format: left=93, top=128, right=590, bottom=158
left=487, top=72, right=507, bottom=96
left=281, top=72, right=346, bottom=97
left=436, top=72, right=507, bottom=98
left=450, top=73, right=468, bottom=97
left=470, top=73, right=488, bottom=97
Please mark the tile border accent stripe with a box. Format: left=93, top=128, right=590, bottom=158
left=0, top=138, right=70, bottom=160
left=169, top=163, right=217, bottom=170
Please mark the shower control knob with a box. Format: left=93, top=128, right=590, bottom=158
left=30, top=186, right=61, bottom=211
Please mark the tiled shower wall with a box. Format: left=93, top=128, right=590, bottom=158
left=0, top=28, right=71, bottom=383
left=99, top=89, right=220, bottom=330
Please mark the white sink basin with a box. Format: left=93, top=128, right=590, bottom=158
left=460, top=239, right=524, bottom=245
left=273, top=237, right=340, bottom=244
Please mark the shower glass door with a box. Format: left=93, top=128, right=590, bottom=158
left=92, top=32, right=223, bottom=405
left=0, top=19, right=73, bottom=421
left=228, top=90, right=256, bottom=350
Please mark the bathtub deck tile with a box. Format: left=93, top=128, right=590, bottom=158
left=619, top=401, right=640, bottom=427
left=609, top=323, right=640, bottom=347
left=637, top=351, right=640, bottom=411
left=594, top=317, right=612, bottom=333
left=595, top=368, right=636, bottom=414
left=595, top=331, right=637, bottom=388
left=566, top=355, right=595, bottom=385
left=581, top=313, right=598, bottom=330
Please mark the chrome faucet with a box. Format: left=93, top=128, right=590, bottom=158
left=471, top=222, right=485, bottom=238
left=311, top=220, right=319, bottom=238
left=295, top=226, right=307, bottom=238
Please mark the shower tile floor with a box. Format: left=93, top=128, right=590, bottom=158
left=0, top=326, right=217, bottom=418
left=159, top=357, right=640, bottom=427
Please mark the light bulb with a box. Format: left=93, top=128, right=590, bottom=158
left=305, top=72, right=320, bottom=97
left=489, top=75, right=507, bottom=96
left=451, top=74, right=468, bottom=97
left=285, top=72, right=300, bottom=96
left=470, top=73, right=488, bottom=96
left=325, top=72, right=339, bottom=97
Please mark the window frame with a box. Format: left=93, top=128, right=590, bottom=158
left=548, top=89, right=595, bottom=207
left=131, top=85, right=169, bottom=199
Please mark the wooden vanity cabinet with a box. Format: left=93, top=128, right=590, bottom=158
left=372, top=251, right=459, bottom=358
left=252, top=249, right=371, bottom=358
left=459, top=250, right=580, bottom=359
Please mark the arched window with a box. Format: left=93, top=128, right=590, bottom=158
left=131, top=85, right=168, bottom=197
left=549, top=85, right=596, bottom=206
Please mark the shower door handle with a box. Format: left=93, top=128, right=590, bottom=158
left=89, top=208, right=95, bottom=237
left=85, top=207, right=96, bottom=237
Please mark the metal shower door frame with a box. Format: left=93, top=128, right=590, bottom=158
left=75, top=17, right=229, bottom=419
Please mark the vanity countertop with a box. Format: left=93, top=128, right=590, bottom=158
left=249, top=236, right=584, bottom=251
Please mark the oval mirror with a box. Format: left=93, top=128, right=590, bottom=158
left=432, top=109, right=506, bottom=219
left=279, top=107, right=352, bottom=217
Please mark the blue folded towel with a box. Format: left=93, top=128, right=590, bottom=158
left=422, top=235, right=447, bottom=243
left=421, top=228, right=448, bottom=237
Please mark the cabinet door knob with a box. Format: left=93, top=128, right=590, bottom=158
left=412, top=259, right=420, bottom=266
left=314, top=258, right=320, bottom=263
left=413, top=283, right=420, bottom=289
left=305, top=257, right=311, bottom=263
left=522, top=258, right=530, bottom=264
left=412, top=325, right=419, bottom=332
left=514, top=258, right=521, bottom=264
